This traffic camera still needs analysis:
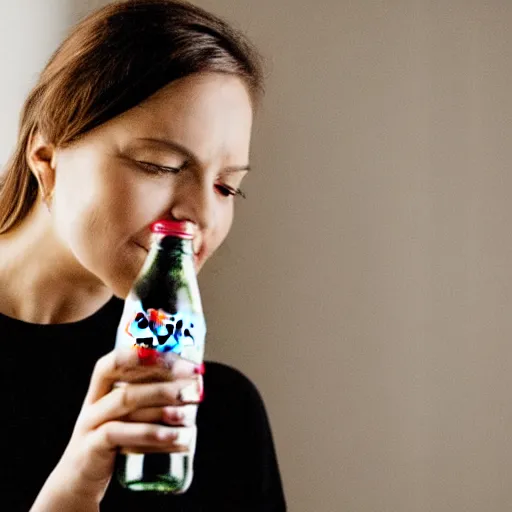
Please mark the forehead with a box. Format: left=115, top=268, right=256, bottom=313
left=120, top=73, right=253, bottom=163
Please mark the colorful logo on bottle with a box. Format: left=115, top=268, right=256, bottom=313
left=125, top=308, right=199, bottom=357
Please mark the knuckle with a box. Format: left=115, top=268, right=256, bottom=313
left=156, top=383, right=174, bottom=403
left=86, top=429, right=102, bottom=452
left=93, top=352, right=113, bottom=377
left=87, top=423, right=109, bottom=450
left=97, top=423, right=111, bottom=445
left=143, top=425, right=159, bottom=442
left=98, top=422, right=119, bottom=449
left=118, top=384, right=135, bottom=410
left=75, top=408, right=92, bottom=432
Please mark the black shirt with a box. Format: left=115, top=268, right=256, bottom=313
left=0, top=297, right=286, bottom=511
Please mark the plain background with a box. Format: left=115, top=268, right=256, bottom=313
left=1, top=1, right=512, bottom=511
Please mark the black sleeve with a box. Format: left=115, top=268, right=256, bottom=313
left=194, top=362, right=287, bottom=511
left=237, top=366, right=287, bottom=511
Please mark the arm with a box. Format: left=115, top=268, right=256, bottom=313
left=30, top=466, right=100, bottom=512
left=29, top=350, right=202, bottom=511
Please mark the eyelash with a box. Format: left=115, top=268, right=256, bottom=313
left=136, top=161, right=246, bottom=199
left=216, top=185, right=246, bottom=199
left=136, top=160, right=182, bottom=174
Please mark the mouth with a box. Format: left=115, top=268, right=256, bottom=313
left=193, top=236, right=206, bottom=271
left=193, top=246, right=204, bottom=271
left=134, top=241, right=149, bottom=253
left=192, top=236, right=201, bottom=256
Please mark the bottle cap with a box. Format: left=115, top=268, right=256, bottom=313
left=150, top=220, right=195, bottom=239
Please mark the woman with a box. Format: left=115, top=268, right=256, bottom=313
left=0, top=1, right=286, bottom=510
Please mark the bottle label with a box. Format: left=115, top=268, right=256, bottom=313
left=117, top=300, right=206, bottom=364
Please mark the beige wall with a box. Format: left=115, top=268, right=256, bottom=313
left=195, top=1, right=512, bottom=511
left=0, top=0, right=107, bottom=167
left=2, top=1, right=511, bottom=510
left=0, top=0, right=70, bottom=167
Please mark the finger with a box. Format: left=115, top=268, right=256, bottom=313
left=115, top=356, right=204, bottom=385
left=124, top=404, right=198, bottom=426
left=84, top=351, right=204, bottom=405
left=88, top=422, right=196, bottom=453
left=84, top=351, right=120, bottom=406
left=82, top=378, right=203, bottom=430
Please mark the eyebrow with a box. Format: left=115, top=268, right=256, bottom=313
left=135, top=137, right=251, bottom=172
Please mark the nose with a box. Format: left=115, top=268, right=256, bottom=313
left=169, top=171, right=215, bottom=231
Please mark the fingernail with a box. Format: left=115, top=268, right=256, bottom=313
left=183, top=404, right=198, bottom=424
left=194, top=363, right=205, bottom=375
left=157, top=428, right=178, bottom=441
left=174, top=427, right=196, bottom=448
left=179, top=381, right=202, bottom=403
left=163, top=407, right=185, bottom=423
left=164, top=405, right=198, bottom=426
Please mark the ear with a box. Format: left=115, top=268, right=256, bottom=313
left=26, top=131, right=57, bottom=200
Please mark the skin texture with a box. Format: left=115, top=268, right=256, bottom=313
left=0, top=72, right=254, bottom=511
left=0, top=71, right=253, bottom=324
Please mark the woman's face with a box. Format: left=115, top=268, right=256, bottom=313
left=50, top=72, right=253, bottom=298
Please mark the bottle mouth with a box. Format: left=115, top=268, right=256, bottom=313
left=150, top=220, right=195, bottom=239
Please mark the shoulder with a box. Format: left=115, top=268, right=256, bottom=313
left=204, top=361, right=260, bottom=396
left=203, top=360, right=255, bottom=385
left=201, top=361, right=269, bottom=421
left=203, top=361, right=262, bottom=399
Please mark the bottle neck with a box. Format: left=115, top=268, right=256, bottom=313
left=153, top=234, right=194, bottom=285
left=153, top=233, right=193, bottom=255
left=131, top=233, right=200, bottom=314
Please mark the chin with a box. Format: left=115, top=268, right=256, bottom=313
left=108, top=280, right=132, bottom=300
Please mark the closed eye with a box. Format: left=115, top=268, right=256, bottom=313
left=136, top=160, right=182, bottom=175
left=216, top=184, right=246, bottom=199
left=136, top=160, right=246, bottom=197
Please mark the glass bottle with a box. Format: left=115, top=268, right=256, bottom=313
left=114, top=219, right=206, bottom=493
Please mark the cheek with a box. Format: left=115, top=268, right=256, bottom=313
left=54, top=172, right=125, bottom=248
left=54, top=159, right=167, bottom=245
left=209, top=204, right=235, bottom=255
left=51, top=164, right=147, bottom=282
left=55, top=202, right=146, bottom=298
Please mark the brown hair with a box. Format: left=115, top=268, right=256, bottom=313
left=0, top=0, right=264, bottom=233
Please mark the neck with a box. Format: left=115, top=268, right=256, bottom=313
left=0, top=200, right=113, bottom=324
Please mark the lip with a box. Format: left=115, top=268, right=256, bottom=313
left=192, top=236, right=201, bottom=255
left=193, top=248, right=202, bottom=270
left=134, top=241, right=149, bottom=253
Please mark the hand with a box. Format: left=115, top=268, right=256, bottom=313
left=30, top=350, right=203, bottom=511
